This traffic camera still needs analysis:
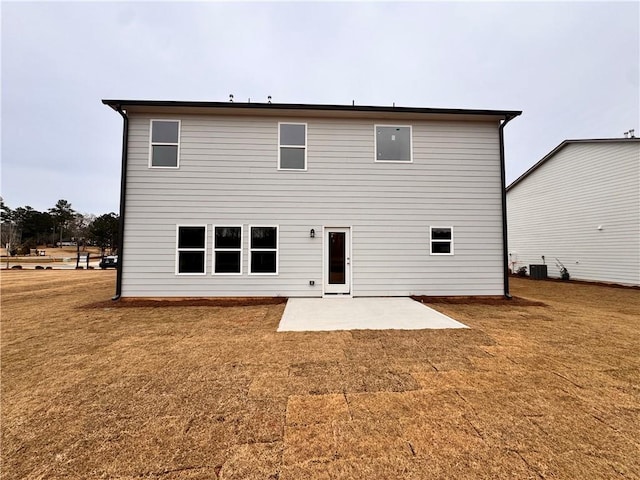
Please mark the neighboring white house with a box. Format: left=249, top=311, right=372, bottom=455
left=103, top=100, right=520, bottom=298
left=507, top=138, right=640, bottom=286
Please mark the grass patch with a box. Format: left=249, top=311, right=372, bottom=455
left=2, top=271, right=639, bottom=479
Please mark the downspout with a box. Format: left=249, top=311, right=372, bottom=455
left=499, top=114, right=517, bottom=299
left=112, top=105, right=128, bottom=300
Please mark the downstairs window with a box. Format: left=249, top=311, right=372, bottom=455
left=214, top=226, right=242, bottom=274
left=177, top=225, right=206, bottom=274
left=249, top=226, right=278, bottom=274
left=430, top=227, right=454, bottom=255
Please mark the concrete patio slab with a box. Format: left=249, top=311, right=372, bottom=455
left=278, top=297, right=468, bottom=332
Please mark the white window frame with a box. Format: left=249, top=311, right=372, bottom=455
left=430, top=226, right=454, bottom=256
left=175, top=224, right=207, bottom=275
left=374, top=124, right=413, bottom=163
left=248, top=225, right=279, bottom=275
left=213, top=225, right=243, bottom=275
left=278, top=122, right=307, bottom=171
left=149, top=119, right=181, bottom=169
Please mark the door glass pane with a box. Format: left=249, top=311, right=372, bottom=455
left=328, top=232, right=345, bottom=284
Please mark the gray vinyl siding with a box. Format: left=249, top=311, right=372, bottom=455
left=507, top=142, right=640, bottom=286
left=121, top=113, right=504, bottom=297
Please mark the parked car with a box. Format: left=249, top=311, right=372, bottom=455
left=99, top=255, right=118, bottom=269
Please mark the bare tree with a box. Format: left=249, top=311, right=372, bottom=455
left=70, top=213, right=95, bottom=250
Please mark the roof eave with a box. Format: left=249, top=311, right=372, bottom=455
left=101, top=99, right=521, bottom=121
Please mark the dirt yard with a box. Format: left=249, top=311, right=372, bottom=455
left=1, top=272, right=639, bottom=479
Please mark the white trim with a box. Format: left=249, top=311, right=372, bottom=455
left=248, top=225, right=279, bottom=275
left=429, top=226, right=454, bottom=256
left=149, top=119, right=181, bottom=169
left=349, top=226, right=354, bottom=296
left=323, top=226, right=352, bottom=296
left=175, top=224, right=207, bottom=275
left=277, top=122, right=308, bottom=171
left=374, top=124, right=413, bottom=163
left=212, top=225, right=243, bottom=275
left=321, top=228, right=326, bottom=297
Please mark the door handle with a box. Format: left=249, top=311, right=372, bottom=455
left=347, top=257, right=350, bottom=265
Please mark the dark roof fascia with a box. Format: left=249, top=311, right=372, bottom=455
left=506, top=138, right=640, bottom=192
left=102, top=99, right=521, bottom=120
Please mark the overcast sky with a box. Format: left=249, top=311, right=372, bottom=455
left=2, top=1, right=638, bottom=215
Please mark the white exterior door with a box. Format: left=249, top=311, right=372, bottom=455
left=324, top=228, right=351, bottom=294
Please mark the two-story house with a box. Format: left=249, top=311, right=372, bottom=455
left=103, top=100, right=520, bottom=298
left=507, top=137, right=640, bottom=286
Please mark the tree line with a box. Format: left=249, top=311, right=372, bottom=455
left=0, top=198, right=119, bottom=256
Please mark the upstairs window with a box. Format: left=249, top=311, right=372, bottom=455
left=176, top=225, right=206, bottom=274
left=430, top=227, right=454, bottom=255
left=214, top=226, right=242, bottom=275
left=278, top=123, right=307, bottom=170
left=150, top=120, right=180, bottom=168
left=375, top=125, right=412, bottom=163
left=249, top=226, right=278, bottom=274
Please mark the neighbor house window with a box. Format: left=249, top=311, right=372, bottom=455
left=430, top=227, right=454, bottom=255
left=176, top=225, right=206, bottom=274
left=375, top=125, right=412, bottom=162
left=249, top=226, right=278, bottom=274
left=278, top=123, right=307, bottom=170
left=150, top=120, right=180, bottom=168
left=214, top=226, right=242, bottom=274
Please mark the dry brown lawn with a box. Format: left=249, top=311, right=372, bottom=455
left=1, top=271, right=639, bottom=479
